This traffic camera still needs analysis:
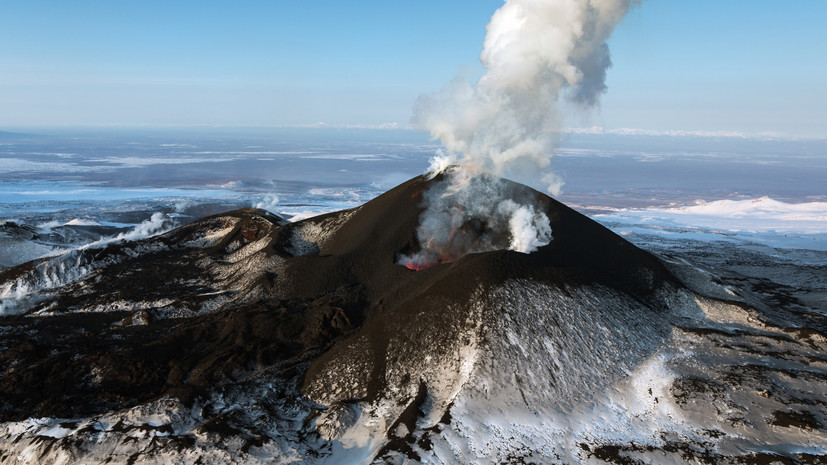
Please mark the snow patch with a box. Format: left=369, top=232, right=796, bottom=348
left=596, top=197, right=827, bottom=251
left=64, top=218, right=101, bottom=226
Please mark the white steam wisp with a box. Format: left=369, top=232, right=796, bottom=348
left=111, top=212, right=171, bottom=243
left=254, top=194, right=280, bottom=214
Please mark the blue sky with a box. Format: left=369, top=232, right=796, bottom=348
left=1, top=0, right=825, bottom=137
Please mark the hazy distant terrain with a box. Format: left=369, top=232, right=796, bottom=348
left=1, top=128, right=825, bottom=268
left=2, top=128, right=825, bottom=211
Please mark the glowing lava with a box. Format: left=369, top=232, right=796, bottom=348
left=403, top=263, right=431, bottom=271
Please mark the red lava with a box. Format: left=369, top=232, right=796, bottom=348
left=403, top=263, right=431, bottom=271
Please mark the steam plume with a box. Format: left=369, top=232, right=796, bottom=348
left=404, top=0, right=634, bottom=268
left=398, top=169, right=552, bottom=269
left=415, top=0, right=634, bottom=192
left=254, top=194, right=280, bottom=214
left=113, top=212, right=172, bottom=243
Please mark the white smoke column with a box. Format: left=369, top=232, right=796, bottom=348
left=404, top=0, right=634, bottom=268
left=415, top=0, right=634, bottom=192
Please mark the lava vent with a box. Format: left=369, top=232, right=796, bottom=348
left=397, top=168, right=552, bottom=270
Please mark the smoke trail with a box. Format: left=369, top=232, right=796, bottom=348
left=112, top=212, right=172, bottom=242
left=403, top=0, right=634, bottom=268
left=415, top=0, right=634, bottom=193
left=254, top=194, right=280, bottom=214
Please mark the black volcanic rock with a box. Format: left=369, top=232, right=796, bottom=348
left=0, top=175, right=824, bottom=464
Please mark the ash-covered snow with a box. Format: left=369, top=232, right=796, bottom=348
left=0, top=233, right=825, bottom=464
left=288, top=207, right=360, bottom=254
left=0, top=129, right=825, bottom=463
left=4, top=265, right=813, bottom=464
left=0, top=212, right=282, bottom=316
left=407, top=279, right=827, bottom=464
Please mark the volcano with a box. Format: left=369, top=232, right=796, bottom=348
left=0, top=174, right=824, bottom=464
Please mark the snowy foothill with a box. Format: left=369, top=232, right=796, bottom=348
left=595, top=197, right=827, bottom=251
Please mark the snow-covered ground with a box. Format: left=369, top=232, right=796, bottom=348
left=0, top=129, right=824, bottom=463
left=594, top=197, right=827, bottom=251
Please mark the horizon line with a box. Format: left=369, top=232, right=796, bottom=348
left=1, top=124, right=824, bottom=141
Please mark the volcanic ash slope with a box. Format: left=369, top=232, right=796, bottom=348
left=0, top=174, right=824, bottom=464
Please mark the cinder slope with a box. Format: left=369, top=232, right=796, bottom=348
left=0, top=175, right=823, bottom=464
